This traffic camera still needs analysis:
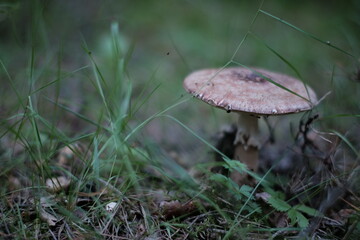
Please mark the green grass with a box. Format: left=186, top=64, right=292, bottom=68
left=1, top=1, right=360, bottom=239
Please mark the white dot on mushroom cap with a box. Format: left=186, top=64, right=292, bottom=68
left=208, top=99, right=215, bottom=105
left=195, top=93, right=203, bottom=99
left=271, top=109, right=278, bottom=114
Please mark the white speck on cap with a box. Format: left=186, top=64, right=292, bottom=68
left=183, top=67, right=317, bottom=115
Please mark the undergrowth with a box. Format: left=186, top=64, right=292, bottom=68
left=0, top=1, right=359, bottom=239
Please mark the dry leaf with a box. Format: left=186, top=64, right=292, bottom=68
left=271, top=212, right=289, bottom=228
left=7, top=175, right=21, bottom=191
left=160, top=200, right=197, bottom=219
left=137, top=223, right=146, bottom=236
left=57, top=146, right=74, bottom=166
left=40, top=209, right=58, bottom=226
left=255, top=192, right=271, bottom=202
left=56, top=143, right=91, bottom=176
left=46, top=176, right=71, bottom=193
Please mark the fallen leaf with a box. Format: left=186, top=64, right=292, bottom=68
left=57, top=146, right=74, bottom=167
left=160, top=200, right=198, bottom=219
left=46, top=176, right=71, bottom=193
left=255, top=192, right=271, bottom=202
left=271, top=211, right=289, bottom=228
left=7, top=175, right=21, bottom=191
left=56, top=143, right=91, bottom=176
left=137, top=223, right=146, bottom=236
left=40, top=209, right=58, bottom=226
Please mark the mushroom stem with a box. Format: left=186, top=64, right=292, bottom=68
left=231, top=113, right=260, bottom=184
left=234, top=113, right=261, bottom=149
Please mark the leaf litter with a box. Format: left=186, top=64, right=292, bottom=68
left=0, top=107, right=358, bottom=240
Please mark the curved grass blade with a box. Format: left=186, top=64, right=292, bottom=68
left=44, top=96, right=107, bottom=131
left=259, top=10, right=356, bottom=59
left=124, top=96, right=189, bottom=142
left=230, top=0, right=265, bottom=60
left=332, top=130, right=360, bottom=158
left=250, top=32, right=313, bottom=100
left=231, top=61, right=311, bottom=102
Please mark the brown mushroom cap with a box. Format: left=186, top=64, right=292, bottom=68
left=183, top=67, right=317, bottom=115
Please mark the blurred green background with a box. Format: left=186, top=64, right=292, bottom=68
left=0, top=0, right=359, bottom=166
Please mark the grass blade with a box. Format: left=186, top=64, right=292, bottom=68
left=259, top=9, right=355, bottom=59
left=231, top=61, right=311, bottom=102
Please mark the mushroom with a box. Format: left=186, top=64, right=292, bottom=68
left=183, top=67, right=317, bottom=184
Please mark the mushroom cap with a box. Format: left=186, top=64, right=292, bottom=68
left=183, top=67, right=318, bottom=115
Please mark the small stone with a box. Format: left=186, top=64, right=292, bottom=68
left=106, top=202, right=118, bottom=212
